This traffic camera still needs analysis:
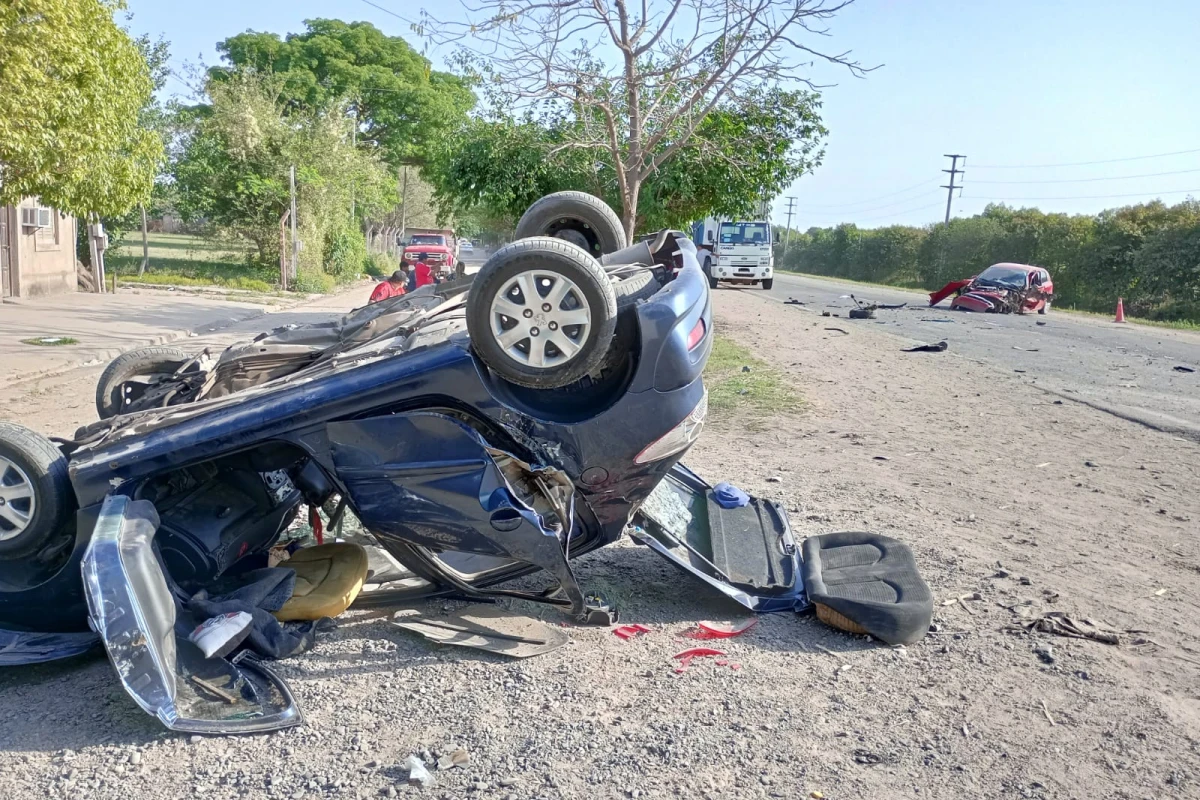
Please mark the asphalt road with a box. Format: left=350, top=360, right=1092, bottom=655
left=738, top=272, right=1200, bottom=440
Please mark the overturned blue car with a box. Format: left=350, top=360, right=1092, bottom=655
left=0, top=193, right=931, bottom=734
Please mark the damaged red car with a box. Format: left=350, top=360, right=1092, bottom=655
left=928, top=263, right=1053, bottom=314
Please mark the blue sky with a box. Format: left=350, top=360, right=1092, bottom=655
left=126, top=0, right=1199, bottom=229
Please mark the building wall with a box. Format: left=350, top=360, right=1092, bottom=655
left=5, top=200, right=77, bottom=298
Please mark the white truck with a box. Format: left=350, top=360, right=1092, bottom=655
left=692, top=217, right=777, bottom=290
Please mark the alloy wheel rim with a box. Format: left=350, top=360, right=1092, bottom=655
left=489, top=270, right=592, bottom=369
left=0, top=456, right=36, bottom=541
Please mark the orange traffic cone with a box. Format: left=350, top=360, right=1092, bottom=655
left=1115, top=297, right=1126, bottom=323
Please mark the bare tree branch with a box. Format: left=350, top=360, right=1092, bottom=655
left=423, top=0, right=869, bottom=235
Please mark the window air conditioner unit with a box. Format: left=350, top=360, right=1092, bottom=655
left=20, top=207, right=51, bottom=229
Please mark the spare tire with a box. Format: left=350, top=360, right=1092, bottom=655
left=95, top=345, right=192, bottom=419
left=467, top=237, right=618, bottom=389
left=514, top=192, right=627, bottom=258
left=0, top=423, right=73, bottom=558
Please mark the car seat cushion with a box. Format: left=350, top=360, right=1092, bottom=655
left=801, top=531, right=933, bottom=645
left=273, top=543, right=369, bottom=622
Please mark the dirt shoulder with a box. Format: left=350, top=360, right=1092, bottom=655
left=693, top=287, right=1200, bottom=799
left=0, top=288, right=1196, bottom=800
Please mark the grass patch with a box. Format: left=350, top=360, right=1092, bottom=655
left=704, top=336, right=801, bottom=423
left=22, top=336, right=78, bottom=346
left=108, top=233, right=276, bottom=293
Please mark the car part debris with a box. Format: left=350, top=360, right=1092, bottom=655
left=902, top=341, right=948, bottom=353
left=390, top=606, right=569, bottom=658
left=1015, top=611, right=1120, bottom=644
left=920, top=318, right=954, bottom=323
left=613, top=624, right=651, bottom=640
left=824, top=327, right=849, bottom=335
left=1175, top=365, right=1196, bottom=373
left=82, top=496, right=303, bottom=734
left=406, top=755, right=434, bottom=787
left=673, top=647, right=726, bottom=672
left=686, top=619, right=758, bottom=640
left=801, top=532, right=934, bottom=645
left=784, top=298, right=805, bottom=305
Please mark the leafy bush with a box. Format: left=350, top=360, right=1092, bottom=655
left=292, top=268, right=335, bottom=294
left=364, top=252, right=397, bottom=278
left=324, top=225, right=369, bottom=283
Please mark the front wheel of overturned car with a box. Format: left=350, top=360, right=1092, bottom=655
left=0, top=423, right=73, bottom=559
left=467, top=237, right=618, bottom=390
left=95, top=345, right=192, bottom=419
left=514, top=192, right=627, bottom=258
left=1039, top=301, right=1050, bottom=315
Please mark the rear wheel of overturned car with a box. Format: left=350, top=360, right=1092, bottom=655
left=514, top=192, right=627, bottom=258
left=467, top=237, right=618, bottom=390
left=0, top=423, right=73, bottom=558
left=1039, top=301, right=1050, bottom=315
left=95, top=345, right=192, bottom=419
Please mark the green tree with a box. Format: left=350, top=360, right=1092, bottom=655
left=171, top=73, right=393, bottom=278
left=0, top=0, right=162, bottom=215
left=209, top=19, right=474, bottom=167
left=426, top=87, right=825, bottom=234
left=428, top=0, right=863, bottom=237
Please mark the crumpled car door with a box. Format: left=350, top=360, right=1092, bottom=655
left=82, top=495, right=302, bottom=734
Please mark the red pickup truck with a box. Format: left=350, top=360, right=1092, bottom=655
left=400, top=229, right=459, bottom=278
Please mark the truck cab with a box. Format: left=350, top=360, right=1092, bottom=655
left=400, top=229, right=460, bottom=278
left=692, top=218, right=775, bottom=290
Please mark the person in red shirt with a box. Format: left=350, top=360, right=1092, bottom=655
left=413, top=261, right=436, bottom=290
left=369, top=270, right=408, bottom=303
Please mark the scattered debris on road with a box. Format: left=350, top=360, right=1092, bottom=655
left=390, top=607, right=568, bottom=658
left=685, top=619, right=758, bottom=640
left=903, top=341, right=948, bottom=353
left=1174, top=365, right=1196, bottom=373
left=406, top=755, right=434, bottom=787
left=825, top=327, right=850, bottom=335
left=612, top=624, right=651, bottom=640
left=673, top=647, right=729, bottom=673
left=784, top=297, right=806, bottom=305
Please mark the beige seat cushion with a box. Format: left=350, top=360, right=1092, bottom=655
left=273, top=543, right=369, bottom=622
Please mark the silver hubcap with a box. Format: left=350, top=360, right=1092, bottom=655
left=489, top=270, right=592, bottom=369
left=0, top=456, right=36, bottom=541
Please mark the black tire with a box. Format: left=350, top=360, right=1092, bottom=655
left=514, top=192, right=627, bottom=258
left=762, top=278, right=774, bottom=290
left=467, top=237, right=618, bottom=389
left=0, top=423, right=73, bottom=558
left=1038, top=301, right=1050, bottom=315
left=95, top=346, right=192, bottom=419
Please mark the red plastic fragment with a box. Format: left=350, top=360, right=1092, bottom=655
left=672, top=647, right=727, bottom=673
left=613, top=624, right=652, bottom=640
left=309, top=505, right=324, bottom=546
left=687, top=619, right=759, bottom=640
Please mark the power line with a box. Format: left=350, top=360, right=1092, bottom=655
left=969, top=167, right=1200, bottom=185
left=798, top=190, right=943, bottom=217
left=854, top=201, right=946, bottom=223
left=357, top=0, right=418, bottom=25
left=792, top=179, right=935, bottom=210
left=968, top=187, right=1200, bottom=201
left=972, top=147, right=1200, bottom=170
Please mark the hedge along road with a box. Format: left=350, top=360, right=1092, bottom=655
left=738, top=272, right=1200, bottom=441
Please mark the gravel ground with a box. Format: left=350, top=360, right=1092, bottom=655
left=2, top=288, right=1199, bottom=800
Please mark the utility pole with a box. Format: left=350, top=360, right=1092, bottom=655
left=782, top=196, right=797, bottom=253
left=350, top=102, right=358, bottom=219
left=289, top=165, right=298, bottom=280
left=942, top=154, right=966, bottom=224
left=398, top=166, right=409, bottom=248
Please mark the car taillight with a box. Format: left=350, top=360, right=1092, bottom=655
left=686, top=318, right=706, bottom=351
left=635, top=390, right=708, bottom=464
